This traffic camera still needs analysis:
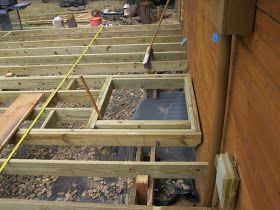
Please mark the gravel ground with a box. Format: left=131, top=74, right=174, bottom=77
left=104, top=89, right=144, bottom=120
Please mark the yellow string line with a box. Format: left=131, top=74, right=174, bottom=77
left=0, top=25, right=104, bottom=173
left=1, top=31, right=13, bottom=38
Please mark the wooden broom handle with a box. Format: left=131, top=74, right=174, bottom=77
left=150, top=0, right=171, bottom=47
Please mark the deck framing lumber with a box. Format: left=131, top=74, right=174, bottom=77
left=0, top=43, right=183, bottom=57
left=0, top=35, right=182, bottom=49
left=0, top=199, right=215, bottom=210
left=0, top=159, right=208, bottom=178
left=0, top=24, right=206, bottom=209
left=0, top=51, right=186, bottom=65
left=13, top=129, right=201, bottom=147
left=0, top=60, right=187, bottom=76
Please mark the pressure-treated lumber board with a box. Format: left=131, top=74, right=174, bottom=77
left=40, top=110, right=56, bottom=129
left=0, top=199, right=215, bottom=210
left=0, top=51, right=186, bottom=65
left=88, top=77, right=113, bottom=127
left=0, top=74, right=184, bottom=91
left=0, top=29, right=182, bottom=42
left=0, top=159, right=208, bottom=178
left=0, top=108, right=92, bottom=121
left=13, top=129, right=201, bottom=147
left=95, top=120, right=191, bottom=129
left=0, top=90, right=99, bottom=104
left=147, top=147, right=156, bottom=206
left=6, top=23, right=181, bottom=36
left=184, top=77, right=201, bottom=131
left=0, top=94, right=42, bottom=150
left=0, top=43, right=183, bottom=57
left=136, top=175, right=149, bottom=204
left=0, top=35, right=182, bottom=49
left=0, top=60, right=188, bottom=76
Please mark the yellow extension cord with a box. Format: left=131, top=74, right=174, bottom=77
left=0, top=25, right=104, bottom=173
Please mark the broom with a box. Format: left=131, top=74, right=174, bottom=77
left=143, top=0, right=171, bottom=69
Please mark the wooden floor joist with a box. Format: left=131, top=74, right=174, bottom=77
left=0, top=42, right=183, bottom=57
left=0, top=159, right=208, bottom=178
left=0, top=60, right=188, bottom=76
left=13, top=129, right=201, bottom=147
left=0, top=199, right=216, bottom=210
left=0, top=29, right=182, bottom=42
left=0, top=35, right=182, bottom=49
left=0, top=51, right=186, bottom=65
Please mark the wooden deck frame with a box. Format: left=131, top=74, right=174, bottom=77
left=0, top=24, right=207, bottom=209
left=0, top=74, right=201, bottom=147
left=0, top=24, right=186, bottom=77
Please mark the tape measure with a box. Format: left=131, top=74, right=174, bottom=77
left=0, top=25, right=104, bottom=173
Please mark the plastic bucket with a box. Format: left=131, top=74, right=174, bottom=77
left=90, top=17, right=102, bottom=27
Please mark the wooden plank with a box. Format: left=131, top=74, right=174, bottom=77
left=147, top=147, right=156, bottom=206
left=7, top=24, right=181, bottom=36
left=0, top=94, right=42, bottom=150
left=0, top=43, right=183, bottom=57
left=13, top=129, right=201, bottom=147
left=95, top=120, right=191, bottom=129
left=88, top=77, right=113, bottom=128
left=0, top=90, right=99, bottom=104
left=0, top=60, right=188, bottom=76
left=0, top=199, right=215, bottom=210
left=1, top=29, right=181, bottom=42
left=40, top=110, right=57, bottom=129
left=0, top=159, right=208, bottom=178
left=136, top=175, right=149, bottom=204
left=0, top=74, right=185, bottom=90
left=0, top=51, right=186, bottom=65
left=0, top=35, right=182, bottom=49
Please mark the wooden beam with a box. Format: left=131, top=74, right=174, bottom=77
left=95, top=120, right=191, bottom=129
left=13, top=129, right=201, bottom=147
left=147, top=147, right=156, bottom=206
left=0, top=60, right=188, bottom=76
left=0, top=159, right=208, bottom=178
left=0, top=199, right=215, bottom=210
left=0, top=35, right=182, bottom=49
left=64, top=79, right=77, bottom=90
left=1, top=29, right=181, bottom=42
left=136, top=175, right=149, bottom=204
left=0, top=90, right=99, bottom=104
left=0, top=51, right=186, bottom=65
left=0, top=43, right=183, bottom=57
left=0, top=94, right=42, bottom=150
left=0, top=74, right=185, bottom=90
left=88, top=77, right=113, bottom=127
left=6, top=23, right=181, bottom=36
left=40, top=110, right=56, bottom=129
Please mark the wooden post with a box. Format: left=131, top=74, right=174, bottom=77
left=202, top=35, right=232, bottom=206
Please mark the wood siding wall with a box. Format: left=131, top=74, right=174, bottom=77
left=182, top=0, right=280, bottom=210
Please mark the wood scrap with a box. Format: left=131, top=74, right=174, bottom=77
left=0, top=94, right=42, bottom=151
